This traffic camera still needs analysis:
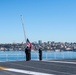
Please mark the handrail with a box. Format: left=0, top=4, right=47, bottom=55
left=0, top=51, right=76, bottom=62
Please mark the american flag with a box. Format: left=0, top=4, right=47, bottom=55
left=26, top=38, right=32, bottom=50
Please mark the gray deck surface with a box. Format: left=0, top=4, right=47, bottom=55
left=0, top=59, right=76, bottom=75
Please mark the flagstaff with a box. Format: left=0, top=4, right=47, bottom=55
left=20, top=15, right=27, bottom=43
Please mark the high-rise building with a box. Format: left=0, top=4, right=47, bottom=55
left=38, top=40, right=42, bottom=44
left=47, top=41, right=51, bottom=44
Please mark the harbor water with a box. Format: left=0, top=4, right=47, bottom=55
left=0, top=50, right=76, bottom=62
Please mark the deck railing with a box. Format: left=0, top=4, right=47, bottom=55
left=0, top=51, right=76, bottom=62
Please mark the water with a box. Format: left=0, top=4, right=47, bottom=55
left=0, top=51, right=76, bottom=62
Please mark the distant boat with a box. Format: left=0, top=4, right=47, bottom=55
left=55, top=49, right=60, bottom=52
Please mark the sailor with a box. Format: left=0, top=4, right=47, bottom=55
left=29, top=45, right=31, bottom=60
left=39, top=46, right=42, bottom=61
left=25, top=45, right=31, bottom=61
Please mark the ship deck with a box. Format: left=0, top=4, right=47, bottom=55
left=0, top=59, right=76, bottom=75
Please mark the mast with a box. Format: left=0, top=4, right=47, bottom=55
left=20, top=15, right=27, bottom=43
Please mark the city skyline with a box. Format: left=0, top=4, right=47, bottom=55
left=0, top=0, right=76, bottom=43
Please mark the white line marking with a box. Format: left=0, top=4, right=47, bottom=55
left=43, top=60, right=76, bottom=64
left=4, top=68, right=54, bottom=75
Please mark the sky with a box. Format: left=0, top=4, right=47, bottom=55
left=0, top=0, right=76, bottom=43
